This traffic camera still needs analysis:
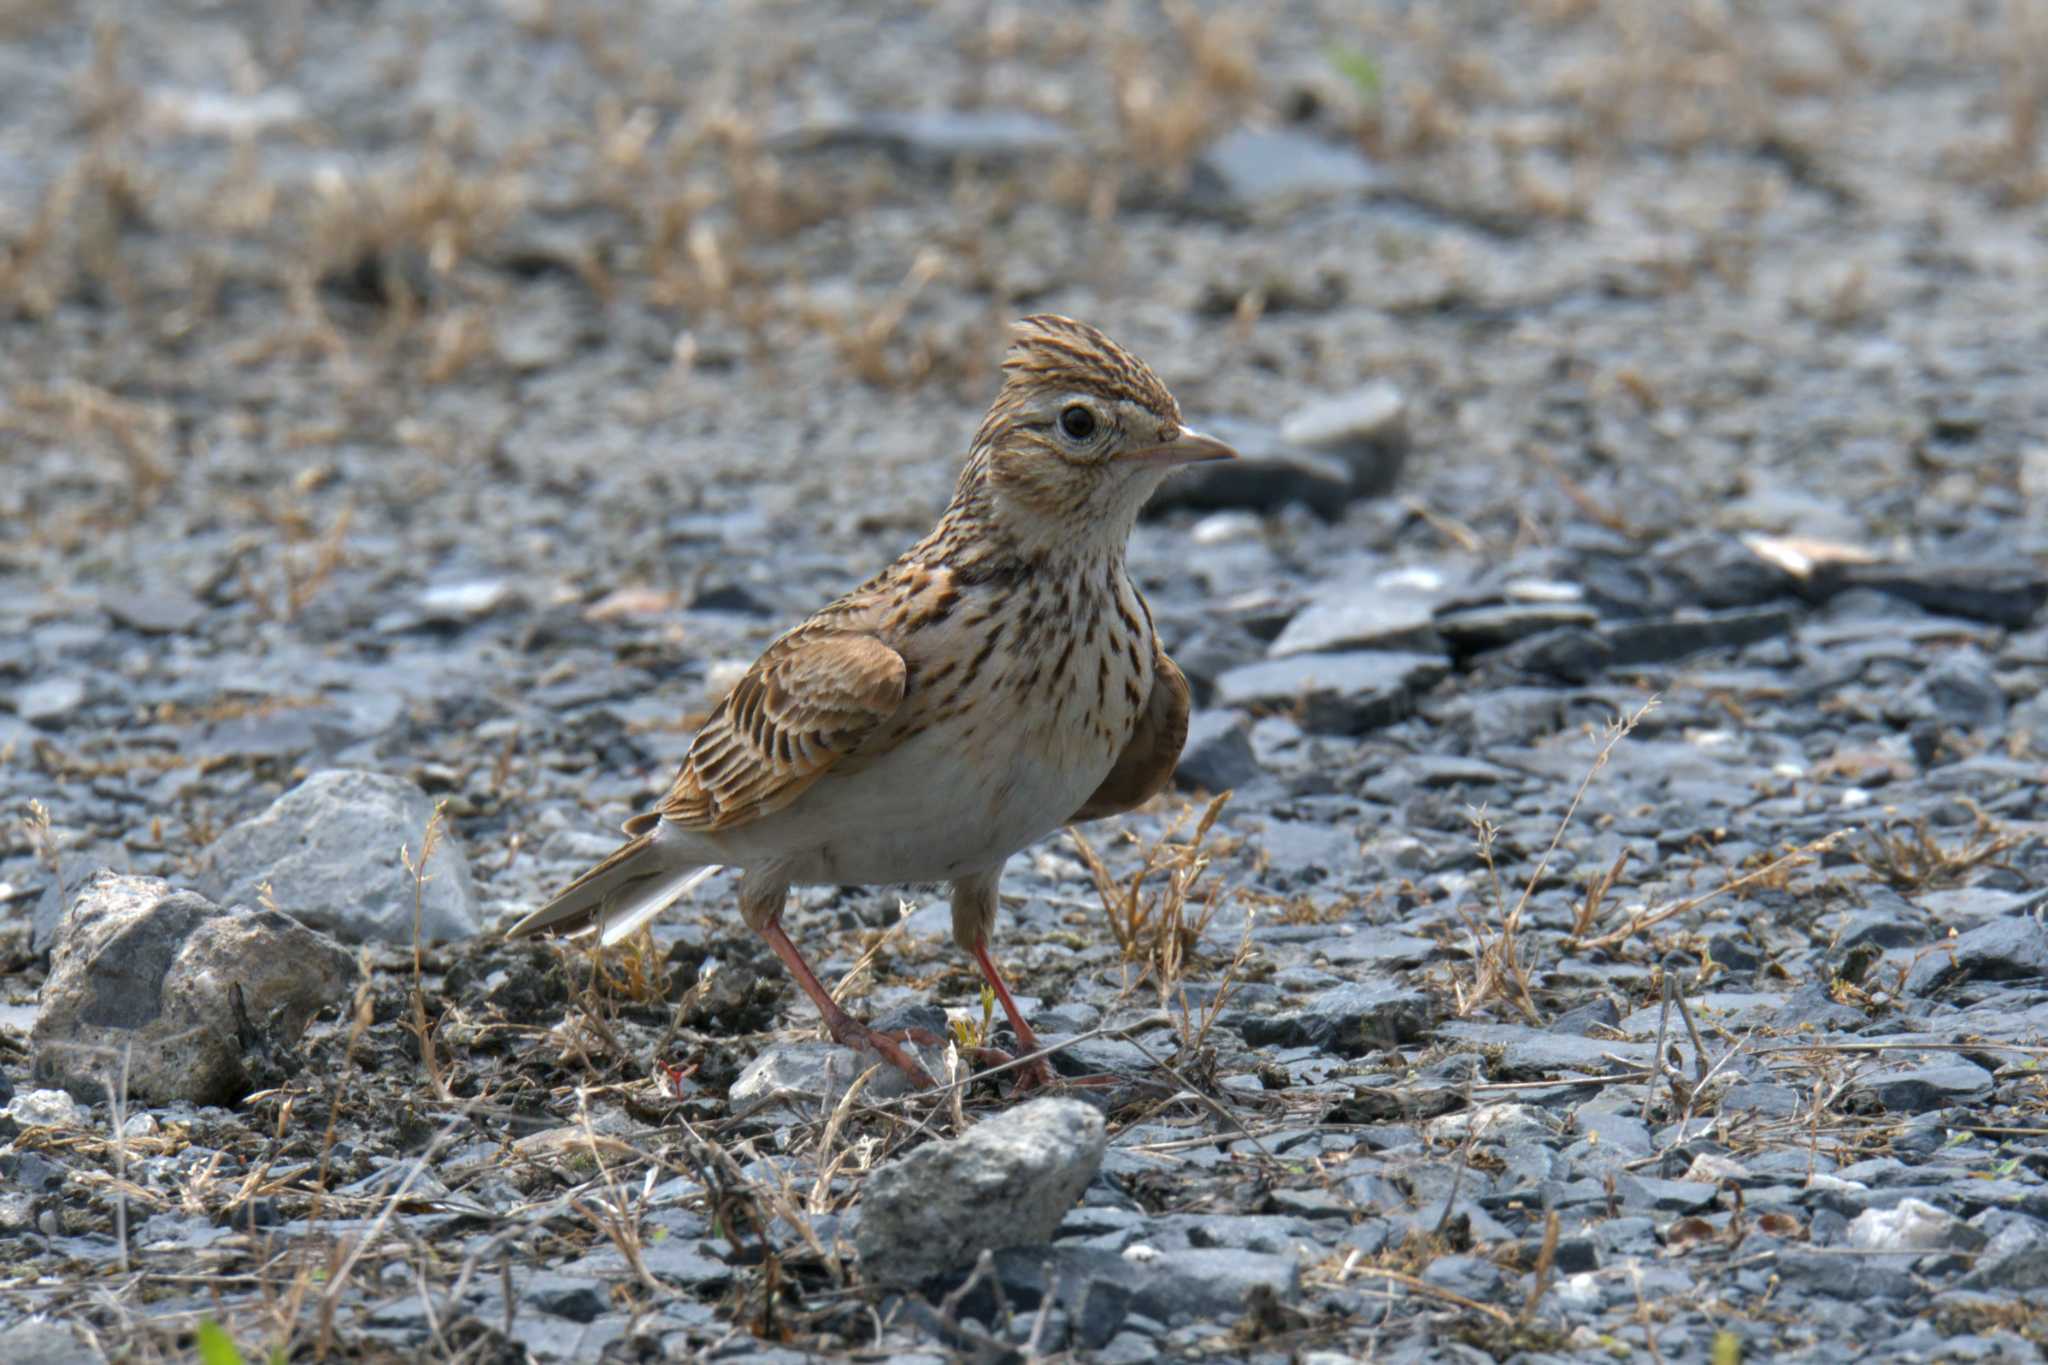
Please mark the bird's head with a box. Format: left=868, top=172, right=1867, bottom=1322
left=962, top=315, right=1235, bottom=554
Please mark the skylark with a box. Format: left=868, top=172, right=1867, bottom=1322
left=506, top=315, right=1236, bottom=1088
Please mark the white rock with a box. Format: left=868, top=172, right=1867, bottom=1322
left=5, top=1088, right=87, bottom=1129
left=1847, top=1197, right=1963, bottom=1253
left=1425, top=1103, right=1559, bottom=1145
left=728, top=1041, right=919, bottom=1118
left=418, top=579, right=516, bottom=619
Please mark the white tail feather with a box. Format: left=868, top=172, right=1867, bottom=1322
left=597, top=864, right=720, bottom=946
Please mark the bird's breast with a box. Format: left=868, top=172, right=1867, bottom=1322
left=714, top=570, right=1155, bottom=886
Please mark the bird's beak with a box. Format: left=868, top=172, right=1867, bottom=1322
left=1123, top=426, right=1239, bottom=468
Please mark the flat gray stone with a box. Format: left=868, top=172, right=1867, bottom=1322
left=1270, top=577, right=1445, bottom=657
left=1172, top=709, right=1261, bottom=793
left=1435, top=603, right=1601, bottom=651
left=1214, top=650, right=1449, bottom=733
left=197, top=769, right=481, bottom=944
left=103, top=592, right=205, bottom=635
left=1148, top=417, right=1355, bottom=518
left=728, top=1040, right=920, bottom=1117
left=1279, top=380, right=1409, bottom=496
left=1853, top=1062, right=1994, bottom=1112
left=15, top=676, right=86, bottom=725
left=783, top=108, right=1077, bottom=168
left=1194, top=127, right=1382, bottom=210
left=1236, top=982, right=1431, bottom=1053
left=0, top=1319, right=92, bottom=1365
left=1906, top=916, right=2048, bottom=996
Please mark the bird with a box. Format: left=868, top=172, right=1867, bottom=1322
left=505, top=315, right=1236, bottom=1090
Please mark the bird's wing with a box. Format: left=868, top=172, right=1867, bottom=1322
left=632, top=628, right=908, bottom=835
left=1070, top=640, right=1191, bottom=822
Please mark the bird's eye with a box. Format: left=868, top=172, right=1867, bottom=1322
left=1059, top=405, right=1097, bottom=441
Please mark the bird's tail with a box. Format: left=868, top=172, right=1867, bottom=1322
left=503, top=833, right=719, bottom=947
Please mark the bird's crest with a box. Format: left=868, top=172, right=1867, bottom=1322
left=1001, top=315, right=1181, bottom=425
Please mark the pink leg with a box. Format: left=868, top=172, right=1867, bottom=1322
left=759, top=918, right=935, bottom=1089
left=970, top=937, right=1056, bottom=1092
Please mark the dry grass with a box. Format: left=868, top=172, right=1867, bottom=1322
left=1848, top=809, right=2017, bottom=891
left=1574, top=829, right=1849, bottom=955
left=18, top=796, right=61, bottom=893
left=402, top=801, right=452, bottom=1103
left=1106, top=0, right=1264, bottom=188
left=1450, top=697, right=1656, bottom=1022
left=1068, top=791, right=1233, bottom=991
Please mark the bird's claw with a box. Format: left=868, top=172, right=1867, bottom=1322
left=968, top=1045, right=1062, bottom=1095
left=829, top=1020, right=938, bottom=1090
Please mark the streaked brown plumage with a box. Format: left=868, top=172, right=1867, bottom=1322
left=506, top=316, right=1234, bottom=1089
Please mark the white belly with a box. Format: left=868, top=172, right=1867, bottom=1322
left=707, top=706, right=1122, bottom=885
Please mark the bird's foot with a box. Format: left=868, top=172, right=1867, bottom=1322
left=825, top=1017, right=937, bottom=1090
left=969, top=1045, right=1058, bottom=1094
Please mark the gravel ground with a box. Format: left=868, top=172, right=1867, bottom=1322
left=4, top=1, right=2048, bottom=1361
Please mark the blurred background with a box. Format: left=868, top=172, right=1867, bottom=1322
left=4, top=10, right=2048, bottom=1356
left=1, top=0, right=2045, bottom=866
left=5, top=1, right=2043, bottom=553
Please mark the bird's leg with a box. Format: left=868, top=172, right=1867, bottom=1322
left=757, top=916, right=935, bottom=1089
left=950, top=872, right=1062, bottom=1091
left=969, top=936, right=1057, bottom=1092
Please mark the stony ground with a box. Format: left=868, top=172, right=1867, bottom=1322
left=5, top=1, right=2048, bottom=1361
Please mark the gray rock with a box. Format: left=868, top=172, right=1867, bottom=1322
left=1485, top=626, right=1613, bottom=682
left=1601, top=606, right=1800, bottom=666
left=1148, top=416, right=1355, bottom=518
left=0, top=1319, right=91, bottom=1365
left=4, top=1088, right=88, bottom=1129
left=1172, top=710, right=1260, bottom=793
left=103, top=592, right=205, bottom=635
left=1278, top=381, right=1409, bottom=497
left=1421, top=1254, right=1505, bottom=1302
left=1168, top=622, right=1265, bottom=703
left=1570, top=1109, right=1653, bottom=1157
left=729, top=1040, right=921, bottom=1117
left=1609, top=1175, right=1718, bottom=1213
left=1853, top=1062, right=1994, bottom=1112
left=959, top=1244, right=1300, bottom=1346
left=1721, top=1082, right=1803, bottom=1116
left=1237, top=982, right=1431, bottom=1054
left=1656, top=533, right=1806, bottom=609
left=1961, top=1217, right=2048, bottom=1290
left=1215, top=649, right=1448, bottom=733
left=1547, top=997, right=1621, bottom=1035
left=1769, top=982, right=1870, bottom=1033
left=1193, top=127, right=1382, bottom=211
left=15, top=676, right=86, bottom=726
left=417, top=577, right=520, bottom=621
left=1776, top=1248, right=1917, bottom=1300
left=31, top=872, right=357, bottom=1105
left=1815, top=562, right=2048, bottom=628
left=1269, top=578, right=1445, bottom=657
left=785, top=108, right=1077, bottom=169
left=521, top=1271, right=608, bottom=1322
left=1905, top=648, right=2008, bottom=730
left=1905, top=917, right=2048, bottom=996
left=197, top=770, right=481, bottom=943
left=1435, top=603, right=1601, bottom=653
left=856, top=1096, right=1106, bottom=1286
